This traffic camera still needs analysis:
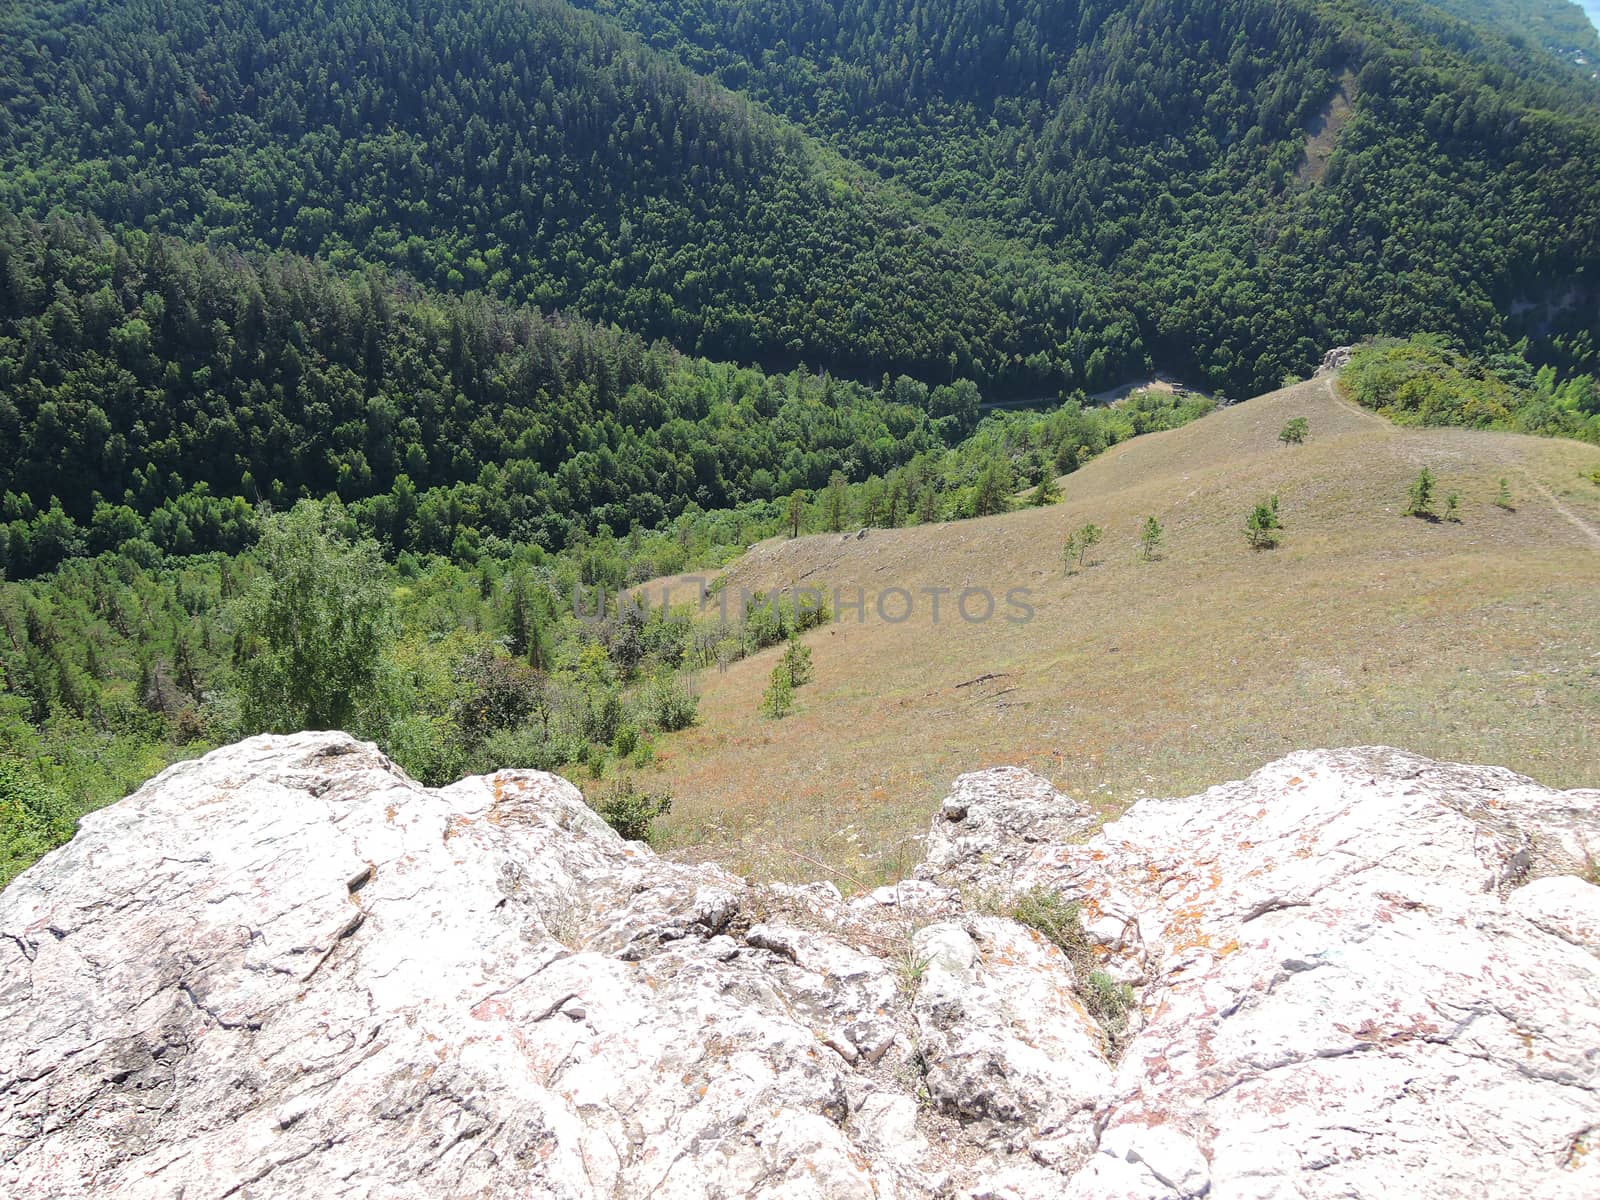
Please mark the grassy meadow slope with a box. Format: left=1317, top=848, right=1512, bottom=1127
left=641, top=377, right=1600, bottom=885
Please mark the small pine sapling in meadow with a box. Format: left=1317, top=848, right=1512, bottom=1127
left=779, top=633, right=813, bottom=687
left=1138, top=515, right=1164, bottom=562
left=1278, top=417, right=1309, bottom=446
left=1444, top=492, right=1461, bottom=522
left=1494, top=478, right=1515, bottom=511
left=1063, top=522, right=1104, bottom=574
left=1406, top=468, right=1436, bottom=518
left=1245, top=494, right=1284, bottom=550
left=760, top=666, right=794, bottom=718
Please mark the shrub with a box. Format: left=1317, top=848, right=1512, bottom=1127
left=1278, top=417, right=1309, bottom=445
left=479, top=725, right=576, bottom=773
left=612, top=723, right=638, bottom=759
left=384, top=713, right=466, bottom=787
left=643, top=672, right=698, bottom=732
left=0, top=761, right=74, bottom=886
left=594, top=779, right=672, bottom=844
left=1406, top=468, right=1436, bottom=518
left=580, top=686, right=624, bottom=746
left=1245, top=494, right=1283, bottom=550
left=761, top=668, right=794, bottom=718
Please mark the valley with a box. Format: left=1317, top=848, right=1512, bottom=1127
left=2, top=0, right=1600, bottom=1192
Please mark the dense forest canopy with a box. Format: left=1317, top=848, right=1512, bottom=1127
left=2, top=0, right=1599, bottom=401
left=0, top=0, right=1139, bottom=394
left=0, top=214, right=994, bottom=576
left=574, top=0, right=1600, bottom=388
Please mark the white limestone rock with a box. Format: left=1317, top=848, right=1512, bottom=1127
left=1, top=735, right=1596, bottom=1199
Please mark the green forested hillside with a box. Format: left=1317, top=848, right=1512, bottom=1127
left=5, top=0, right=1600, bottom=400
left=1422, top=0, right=1600, bottom=64
left=579, top=0, right=1600, bottom=388
left=0, top=215, right=983, bottom=576
left=0, top=0, right=1137, bottom=393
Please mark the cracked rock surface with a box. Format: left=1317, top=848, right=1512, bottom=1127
left=1, top=734, right=1597, bottom=1198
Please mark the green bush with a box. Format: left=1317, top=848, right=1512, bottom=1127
left=612, top=723, right=639, bottom=759
left=0, top=760, right=74, bottom=886
left=761, top=668, right=794, bottom=718
left=593, top=779, right=673, bottom=844
left=385, top=713, right=467, bottom=787
left=643, top=672, right=698, bottom=732
left=480, top=725, right=576, bottom=773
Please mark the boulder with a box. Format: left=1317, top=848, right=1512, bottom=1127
left=1317, top=345, right=1355, bottom=374
left=1, top=734, right=1596, bottom=1198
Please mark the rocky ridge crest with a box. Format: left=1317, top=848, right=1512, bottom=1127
left=1, top=733, right=1597, bottom=1198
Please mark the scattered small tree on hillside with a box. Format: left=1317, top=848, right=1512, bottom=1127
left=786, top=489, right=807, bottom=538
left=1245, top=494, right=1284, bottom=550
left=1278, top=417, right=1310, bottom=446
left=760, top=667, right=794, bottom=718
left=1138, top=515, right=1164, bottom=562
left=1444, top=492, right=1461, bottom=522
left=779, top=633, right=814, bottom=687
left=1063, top=522, right=1104, bottom=573
left=1406, top=468, right=1436, bottom=518
left=1494, top=477, right=1515, bottom=511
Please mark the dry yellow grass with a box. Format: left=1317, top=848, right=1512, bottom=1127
left=639, top=378, right=1600, bottom=888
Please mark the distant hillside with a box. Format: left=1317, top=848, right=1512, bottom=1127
left=0, top=0, right=1132, bottom=393
left=638, top=378, right=1600, bottom=885
left=3, top=0, right=1600, bottom=395
left=577, top=0, right=1600, bottom=389
left=1427, top=0, right=1600, bottom=61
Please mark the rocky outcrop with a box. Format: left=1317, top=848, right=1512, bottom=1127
left=1317, top=345, right=1355, bottom=374
left=1, top=735, right=1597, bottom=1198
